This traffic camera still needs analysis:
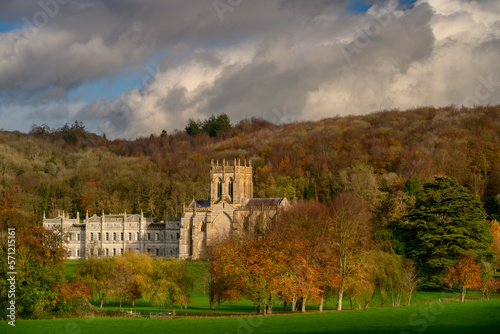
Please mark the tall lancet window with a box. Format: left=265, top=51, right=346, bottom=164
left=228, top=179, right=233, bottom=202
left=217, top=179, right=222, bottom=198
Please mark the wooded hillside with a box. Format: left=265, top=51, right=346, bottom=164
left=1, top=105, right=500, bottom=222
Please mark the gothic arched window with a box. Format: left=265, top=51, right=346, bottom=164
left=228, top=179, right=233, bottom=202
left=217, top=179, right=222, bottom=198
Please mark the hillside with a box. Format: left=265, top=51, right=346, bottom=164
left=1, top=105, right=500, bottom=224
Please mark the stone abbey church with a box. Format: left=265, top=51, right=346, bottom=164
left=43, top=160, right=289, bottom=260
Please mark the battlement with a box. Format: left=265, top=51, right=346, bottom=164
left=210, top=159, right=252, bottom=174
left=210, top=158, right=253, bottom=205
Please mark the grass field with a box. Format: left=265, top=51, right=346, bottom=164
left=3, top=260, right=500, bottom=333
left=4, top=299, right=500, bottom=334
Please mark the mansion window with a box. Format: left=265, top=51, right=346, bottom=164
left=121, top=232, right=124, bottom=241
left=129, top=232, right=132, bottom=241
left=98, top=232, right=101, bottom=241
left=69, top=234, right=72, bottom=241
left=105, top=248, right=109, bottom=256
left=113, top=232, right=117, bottom=241
left=156, top=233, right=159, bottom=241
left=113, top=248, right=116, bottom=256
left=106, top=232, right=109, bottom=241
left=148, top=233, right=151, bottom=241
left=77, top=233, right=80, bottom=241
left=76, top=249, right=80, bottom=257
left=90, top=232, right=94, bottom=241
left=136, top=232, right=140, bottom=241
left=156, top=248, right=159, bottom=257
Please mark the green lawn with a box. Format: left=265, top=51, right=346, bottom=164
left=4, top=299, right=500, bottom=334
left=64, top=259, right=81, bottom=282
left=3, top=260, right=499, bottom=333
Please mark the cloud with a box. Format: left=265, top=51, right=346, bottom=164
left=0, top=0, right=500, bottom=139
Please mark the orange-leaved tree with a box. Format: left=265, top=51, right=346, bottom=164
left=270, top=201, right=340, bottom=312
left=490, top=219, right=500, bottom=270
left=443, top=255, right=481, bottom=302
left=330, top=193, right=372, bottom=311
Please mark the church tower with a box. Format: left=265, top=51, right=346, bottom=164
left=210, top=159, right=253, bottom=206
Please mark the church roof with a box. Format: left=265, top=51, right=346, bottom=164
left=190, top=200, right=211, bottom=208
left=244, top=198, right=286, bottom=207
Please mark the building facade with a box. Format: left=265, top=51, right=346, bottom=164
left=179, top=159, right=289, bottom=260
left=43, top=159, right=288, bottom=259
left=43, top=211, right=180, bottom=259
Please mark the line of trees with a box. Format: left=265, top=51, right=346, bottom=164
left=210, top=195, right=420, bottom=314
left=75, top=251, right=193, bottom=315
left=209, top=177, right=500, bottom=314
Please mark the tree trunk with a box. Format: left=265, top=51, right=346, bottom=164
left=301, top=296, right=307, bottom=313
left=119, top=299, right=122, bottom=312
left=217, top=301, right=221, bottom=310
left=291, top=296, right=297, bottom=312
left=364, top=290, right=376, bottom=309
left=461, top=287, right=466, bottom=302
left=209, top=290, right=215, bottom=310
left=319, top=296, right=324, bottom=312
left=100, top=297, right=104, bottom=308
left=172, top=305, right=176, bottom=316
left=284, top=301, right=288, bottom=311
left=407, top=288, right=414, bottom=306
left=380, top=290, right=388, bottom=308
left=337, top=285, right=344, bottom=311
left=267, top=297, right=272, bottom=315
left=132, top=299, right=135, bottom=308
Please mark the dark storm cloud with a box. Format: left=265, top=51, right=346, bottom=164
left=0, top=0, right=347, bottom=98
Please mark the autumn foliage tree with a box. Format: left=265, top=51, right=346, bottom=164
left=211, top=201, right=342, bottom=314
left=0, top=215, right=75, bottom=318
left=107, top=263, right=134, bottom=311
left=145, top=258, right=193, bottom=316
left=330, top=193, right=372, bottom=311
left=443, top=255, right=482, bottom=302
left=76, top=256, right=116, bottom=308
left=490, top=219, right=500, bottom=270
left=117, top=250, right=153, bottom=307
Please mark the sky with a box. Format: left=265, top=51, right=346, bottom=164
left=0, top=0, right=499, bottom=139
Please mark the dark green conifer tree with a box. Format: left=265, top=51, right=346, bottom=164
left=391, top=177, right=494, bottom=288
